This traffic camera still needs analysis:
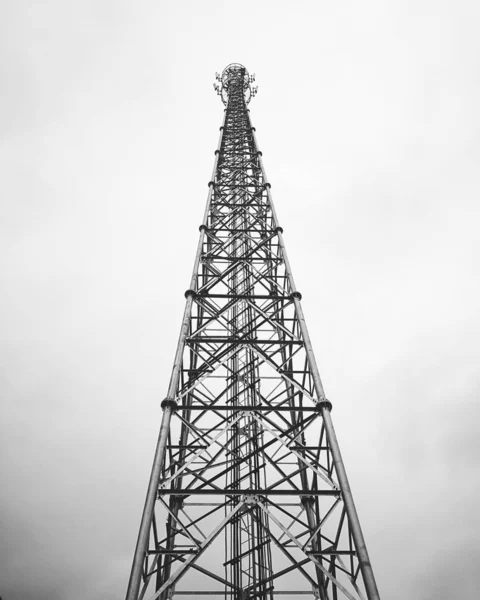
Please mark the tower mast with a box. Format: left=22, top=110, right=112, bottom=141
left=125, top=63, right=380, bottom=600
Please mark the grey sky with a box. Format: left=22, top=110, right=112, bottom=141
left=1, top=1, right=479, bottom=599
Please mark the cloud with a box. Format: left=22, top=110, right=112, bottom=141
left=1, top=1, right=480, bottom=599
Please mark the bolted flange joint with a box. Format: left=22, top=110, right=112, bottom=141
left=256, top=150, right=263, bottom=157
left=199, top=224, right=209, bottom=233
left=161, top=398, right=178, bottom=411
left=316, top=399, right=333, bottom=412
left=241, top=494, right=261, bottom=505
left=300, top=495, right=315, bottom=507
left=214, top=149, right=220, bottom=155
left=264, top=182, right=271, bottom=189
left=208, top=181, right=216, bottom=188
left=184, top=289, right=197, bottom=299
left=290, top=291, right=302, bottom=301
left=172, top=494, right=185, bottom=509
left=274, top=226, right=284, bottom=235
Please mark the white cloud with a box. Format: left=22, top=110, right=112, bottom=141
left=1, top=1, right=479, bottom=599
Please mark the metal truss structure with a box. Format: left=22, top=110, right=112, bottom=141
left=125, top=64, right=380, bottom=600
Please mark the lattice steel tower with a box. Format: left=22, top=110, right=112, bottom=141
left=125, top=64, right=380, bottom=600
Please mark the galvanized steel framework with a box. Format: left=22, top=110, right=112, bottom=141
left=125, top=64, right=380, bottom=600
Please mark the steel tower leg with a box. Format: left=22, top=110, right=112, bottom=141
left=125, top=112, right=227, bottom=600
left=125, top=404, right=175, bottom=600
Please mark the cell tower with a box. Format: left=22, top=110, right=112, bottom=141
left=125, top=63, right=380, bottom=600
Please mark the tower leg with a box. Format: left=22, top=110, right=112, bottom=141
left=125, top=404, right=176, bottom=600
left=322, top=408, right=380, bottom=600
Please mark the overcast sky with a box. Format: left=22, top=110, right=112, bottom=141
left=1, top=1, right=480, bottom=599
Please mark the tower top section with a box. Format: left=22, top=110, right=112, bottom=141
left=213, top=63, right=258, bottom=105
